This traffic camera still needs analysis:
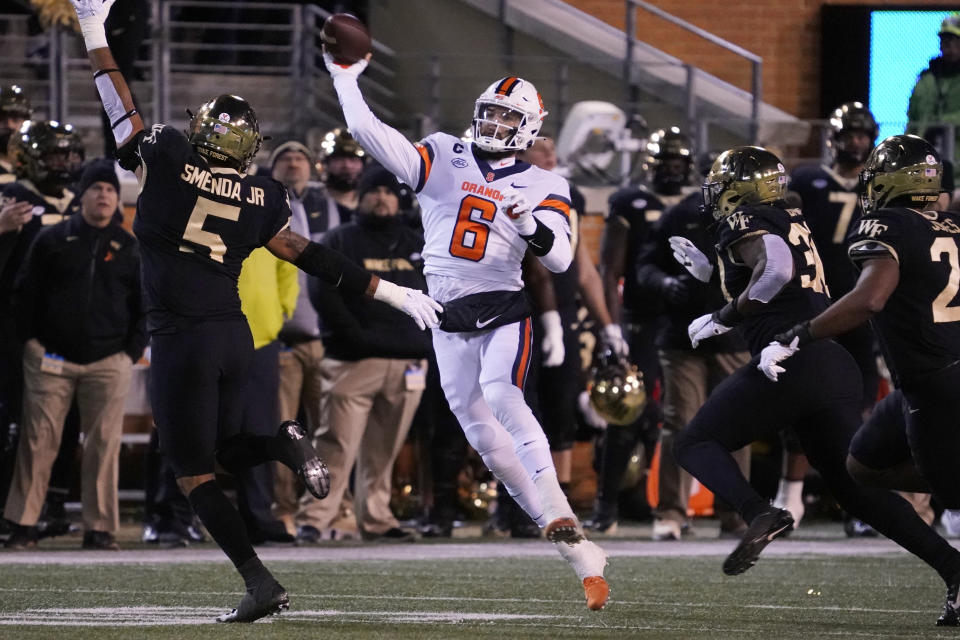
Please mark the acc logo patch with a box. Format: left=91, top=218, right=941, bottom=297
left=926, top=154, right=938, bottom=165
left=451, top=158, right=468, bottom=168
left=218, top=113, right=230, bottom=122
left=631, top=198, right=648, bottom=209
left=812, top=178, right=828, bottom=189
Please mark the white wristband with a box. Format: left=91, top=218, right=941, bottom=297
left=79, top=17, right=109, bottom=51
left=372, top=278, right=406, bottom=309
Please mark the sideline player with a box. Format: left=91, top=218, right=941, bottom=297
left=326, top=55, right=610, bottom=609
left=760, top=135, right=960, bottom=625
left=668, top=146, right=960, bottom=624
left=69, top=0, right=441, bottom=623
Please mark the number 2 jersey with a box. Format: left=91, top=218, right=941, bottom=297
left=847, top=207, right=960, bottom=384
left=132, top=125, right=290, bottom=333
left=715, top=204, right=830, bottom=354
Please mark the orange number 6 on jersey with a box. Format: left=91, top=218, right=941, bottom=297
left=449, top=194, right=497, bottom=262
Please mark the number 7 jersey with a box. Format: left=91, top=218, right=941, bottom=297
left=847, top=206, right=960, bottom=383
left=413, top=132, right=571, bottom=300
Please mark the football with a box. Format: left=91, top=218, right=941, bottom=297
left=321, top=13, right=371, bottom=65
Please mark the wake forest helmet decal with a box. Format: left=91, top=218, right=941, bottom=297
left=828, top=102, right=878, bottom=166
left=858, top=134, right=942, bottom=216
left=472, top=76, right=547, bottom=153
left=10, top=120, right=84, bottom=189
left=187, top=94, right=261, bottom=171
left=701, top=146, right=787, bottom=220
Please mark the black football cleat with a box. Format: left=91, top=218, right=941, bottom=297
left=277, top=420, right=330, bottom=500
left=937, top=578, right=960, bottom=626
left=216, top=579, right=289, bottom=623
left=722, top=506, right=794, bottom=576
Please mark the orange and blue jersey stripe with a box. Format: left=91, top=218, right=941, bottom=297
left=413, top=141, right=434, bottom=192
left=511, top=317, right=533, bottom=389
left=534, top=193, right=571, bottom=219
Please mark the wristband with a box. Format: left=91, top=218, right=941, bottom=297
left=713, top=300, right=744, bottom=326
left=773, top=321, right=814, bottom=347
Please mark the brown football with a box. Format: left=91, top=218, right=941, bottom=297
left=321, top=13, right=371, bottom=65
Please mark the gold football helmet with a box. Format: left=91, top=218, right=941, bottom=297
left=859, top=134, right=942, bottom=215
left=701, top=146, right=787, bottom=220
left=587, top=349, right=647, bottom=426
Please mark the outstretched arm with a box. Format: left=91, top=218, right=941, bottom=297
left=266, top=227, right=442, bottom=330
left=325, top=54, right=425, bottom=190
left=71, top=1, right=144, bottom=151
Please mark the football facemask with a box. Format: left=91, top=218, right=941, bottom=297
left=471, top=77, right=547, bottom=153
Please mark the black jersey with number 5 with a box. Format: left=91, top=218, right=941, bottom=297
left=715, top=204, right=831, bottom=354
left=847, top=207, right=960, bottom=384
left=132, top=125, right=290, bottom=333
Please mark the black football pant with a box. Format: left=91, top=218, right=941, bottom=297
left=675, top=340, right=960, bottom=582
left=851, top=361, right=960, bottom=509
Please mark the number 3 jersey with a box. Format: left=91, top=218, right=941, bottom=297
left=132, top=125, right=290, bottom=333
left=413, top=132, right=571, bottom=302
left=847, top=207, right=960, bottom=384
left=716, top=204, right=830, bottom=354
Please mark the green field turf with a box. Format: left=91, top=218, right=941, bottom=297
left=1, top=535, right=958, bottom=639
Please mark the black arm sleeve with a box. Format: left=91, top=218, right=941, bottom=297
left=116, top=129, right=146, bottom=172
left=293, top=241, right=372, bottom=295
left=520, top=218, right=555, bottom=256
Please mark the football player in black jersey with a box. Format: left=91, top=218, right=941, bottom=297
left=782, top=102, right=881, bottom=533
left=0, top=84, right=32, bottom=185
left=669, top=146, right=960, bottom=617
left=762, top=135, right=960, bottom=625
left=70, top=0, right=441, bottom=624
left=594, top=127, right=694, bottom=533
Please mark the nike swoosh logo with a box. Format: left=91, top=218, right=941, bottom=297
left=535, top=466, right=550, bottom=475
left=510, top=182, right=527, bottom=189
left=766, top=524, right=791, bottom=541
left=476, top=315, right=501, bottom=328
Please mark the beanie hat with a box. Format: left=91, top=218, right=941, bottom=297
left=357, top=165, right=406, bottom=199
left=268, top=140, right=314, bottom=168
left=77, top=158, right=120, bottom=196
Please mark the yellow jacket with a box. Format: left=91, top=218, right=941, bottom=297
left=238, top=248, right=299, bottom=349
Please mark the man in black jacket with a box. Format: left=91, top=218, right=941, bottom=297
left=296, top=166, right=431, bottom=543
left=4, top=159, right=146, bottom=550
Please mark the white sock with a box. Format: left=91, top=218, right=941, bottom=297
left=773, top=479, right=804, bottom=524
left=534, top=471, right=575, bottom=524
left=555, top=539, right=608, bottom=580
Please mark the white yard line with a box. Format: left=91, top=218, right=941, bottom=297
left=0, top=538, right=913, bottom=565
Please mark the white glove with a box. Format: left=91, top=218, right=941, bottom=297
left=69, top=0, right=116, bottom=50
left=688, top=312, right=732, bottom=349
left=757, top=337, right=800, bottom=382
left=668, top=236, right=713, bottom=283
left=322, top=52, right=369, bottom=79
left=501, top=187, right=537, bottom=236
left=539, top=310, right=565, bottom=367
left=373, top=279, right=443, bottom=330
left=600, top=324, right=629, bottom=358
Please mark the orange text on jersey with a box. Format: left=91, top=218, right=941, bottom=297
left=461, top=181, right=504, bottom=201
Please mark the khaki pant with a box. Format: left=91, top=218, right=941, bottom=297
left=297, top=357, right=425, bottom=535
left=655, top=349, right=751, bottom=529
left=273, top=340, right=325, bottom=524
left=4, top=339, right=132, bottom=532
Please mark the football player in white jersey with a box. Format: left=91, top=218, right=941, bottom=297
left=326, top=55, right=609, bottom=610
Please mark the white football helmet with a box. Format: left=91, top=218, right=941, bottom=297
left=471, top=76, right=547, bottom=153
